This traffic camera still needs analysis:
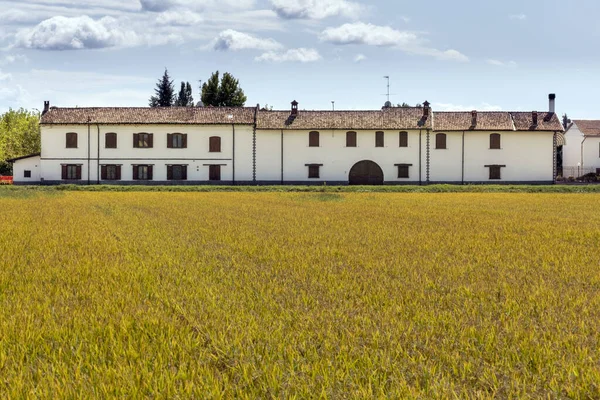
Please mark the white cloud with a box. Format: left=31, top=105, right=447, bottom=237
left=320, top=22, right=469, bottom=62
left=354, top=53, right=366, bottom=62
left=434, top=102, right=503, bottom=112
left=486, top=59, right=517, bottom=68
left=16, top=15, right=141, bottom=50
left=211, top=29, right=283, bottom=51
left=510, top=14, right=526, bottom=20
left=255, top=48, right=321, bottom=63
left=156, top=11, right=204, bottom=25
left=140, top=0, right=178, bottom=12
left=0, top=54, right=28, bottom=66
left=270, top=0, right=363, bottom=19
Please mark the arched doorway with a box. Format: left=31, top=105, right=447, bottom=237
left=349, top=160, right=384, bottom=185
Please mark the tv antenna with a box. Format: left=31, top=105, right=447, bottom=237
left=382, top=76, right=397, bottom=106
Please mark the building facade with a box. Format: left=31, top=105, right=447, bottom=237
left=562, top=120, right=600, bottom=178
left=10, top=96, right=564, bottom=185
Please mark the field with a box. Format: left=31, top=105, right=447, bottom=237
left=1, top=190, right=599, bottom=398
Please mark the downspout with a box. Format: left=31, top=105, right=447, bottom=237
left=418, top=130, right=422, bottom=185
left=281, top=129, right=284, bottom=184
left=232, top=123, right=236, bottom=185
left=87, top=118, right=91, bottom=185
left=553, top=131, right=557, bottom=183
left=461, top=130, right=465, bottom=184
left=253, top=105, right=258, bottom=184
left=426, top=129, right=430, bottom=184
left=581, top=135, right=588, bottom=170
left=97, top=124, right=100, bottom=184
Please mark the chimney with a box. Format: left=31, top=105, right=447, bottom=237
left=42, top=101, right=50, bottom=116
left=549, top=93, right=556, bottom=114
left=471, top=110, right=477, bottom=128
left=423, top=101, right=430, bottom=118
left=291, top=100, right=298, bottom=116
left=532, top=111, right=538, bottom=126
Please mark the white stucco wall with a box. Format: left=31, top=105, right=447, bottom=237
left=429, top=132, right=463, bottom=182
left=12, top=156, right=41, bottom=183
left=256, top=129, right=424, bottom=183
left=562, top=123, right=600, bottom=176
left=40, top=124, right=254, bottom=182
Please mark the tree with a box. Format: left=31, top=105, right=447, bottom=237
left=398, top=102, right=423, bottom=108
left=149, top=69, right=175, bottom=107
left=201, top=71, right=247, bottom=107
left=0, top=109, right=41, bottom=175
left=562, top=113, right=570, bottom=130
left=175, top=81, right=194, bottom=107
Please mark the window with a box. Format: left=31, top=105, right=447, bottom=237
left=399, top=131, right=408, bottom=147
left=395, top=163, right=413, bottom=178
left=346, top=131, right=357, bottom=147
left=209, top=165, right=221, bottom=181
left=375, top=131, right=384, bottom=147
left=133, top=133, right=153, bottom=148
left=133, top=165, right=153, bottom=180
left=305, top=164, right=322, bottom=179
left=309, top=131, right=319, bottom=147
left=24, top=170, right=31, bottom=178
left=66, top=132, right=78, bottom=148
left=101, top=165, right=121, bottom=181
left=167, top=165, right=187, bottom=180
left=105, top=132, right=117, bottom=149
left=61, top=164, right=81, bottom=180
left=485, top=164, right=505, bottom=180
left=435, top=133, right=447, bottom=149
left=168, top=133, right=187, bottom=149
left=209, top=136, right=221, bottom=152
left=490, top=133, right=501, bottom=149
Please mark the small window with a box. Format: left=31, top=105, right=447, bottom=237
left=62, top=164, right=81, bottom=180
left=399, top=131, right=408, bottom=147
left=346, top=131, right=357, bottom=147
left=395, top=164, right=412, bottom=178
left=133, top=165, right=153, bottom=180
left=168, top=133, right=187, bottom=149
left=490, top=133, right=501, bottom=149
left=209, top=136, right=221, bottom=152
left=306, top=164, right=322, bottom=179
left=101, top=165, right=121, bottom=181
left=167, top=165, right=188, bottom=180
left=435, top=133, right=446, bottom=149
left=105, top=132, right=117, bottom=149
left=66, top=132, right=78, bottom=148
left=209, top=165, right=221, bottom=181
left=375, top=131, right=384, bottom=147
left=24, top=170, right=31, bottom=178
left=486, top=164, right=505, bottom=180
left=309, top=131, right=319, bottom=147
left=133, top=133, right=153, bottom=148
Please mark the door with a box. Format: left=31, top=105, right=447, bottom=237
left=349, top=160, right=384, bottom=185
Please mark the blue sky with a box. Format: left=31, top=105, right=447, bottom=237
left=0, top=0, right=598, bottom=118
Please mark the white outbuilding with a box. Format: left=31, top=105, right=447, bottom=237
left=562, top=120, right=600, bottom=178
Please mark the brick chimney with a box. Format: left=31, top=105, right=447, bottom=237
left=471, top=110, right=477, bottom=128
left=549, top=93, right=556, bottom=114
left=423, top=101, right=430, bottom=118
left=532, top=111, right=538, bottom=126
left=291, top=100, right=298, bottom=116
left=42, top=101, right=50, bottom=116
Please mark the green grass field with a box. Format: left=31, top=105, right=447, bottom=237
left=1, top=190, right=599, bottom=398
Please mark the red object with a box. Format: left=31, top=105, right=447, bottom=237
left=0, top=176, right=13, bottom=184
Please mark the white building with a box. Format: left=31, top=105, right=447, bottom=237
left=562, top=120, right=600, bottom=178
left=10, top=96, right=564, bottom=185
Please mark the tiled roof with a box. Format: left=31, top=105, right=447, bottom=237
left=573, top=120, right=600, bottom=136
left=434, top=111, right=563, bottom=132
left=256, top=108, right=432, bottom=130
left=41, top=107, right=256, bottom=125
left=510, top=112, right=564, bottom=131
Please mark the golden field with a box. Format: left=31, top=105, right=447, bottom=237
left=1, top=191, right=599, bottom=398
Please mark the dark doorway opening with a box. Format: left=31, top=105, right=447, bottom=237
left=349, top=160, right=384, bottom=185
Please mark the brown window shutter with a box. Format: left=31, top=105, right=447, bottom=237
left=436, top=133, right=446, bottom=149
left=375, top=131, right=384, bottom=147
left=101, top=165, right=107, bottom=180
left=216, top=137, right=221, bottom=152
left=490, top=134, right=501, bottom=149
left=167, top=165, right=173, bottom=180
left=399, top=132, right=408, bottom=147
left=148, top=165, right=153, bottom=180
left=210, top=137, right=221, bottom=152
left=167, top=134, right=173, bottom=148
left=183, top=134, right=188, bottom=148
left=116, top=166, right=121, bottom=180
left=148, top=134, right=154, bottom=148
left=346, top=131, right=356, bottom=147
left=309, top=131, right=319, bottom=147
left=182, top=165, right=187, bottom=180
left=132, top=165, right=138, bottom=180
left=76, top=165, right=82, bottom=180
left=61, top=165, right=67, bottom=179
left=133, top=133, right=138, bottom=148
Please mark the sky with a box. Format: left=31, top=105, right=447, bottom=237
left=0, top=0, right=598, bottom=118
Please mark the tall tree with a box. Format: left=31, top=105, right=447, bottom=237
left=175, top=81, right=194, bottom=107
left=201, top=71, right=247, bottom=107
left=0, top=109, right=41, bottom=175
left=149, top=69, right=175, bottom=107
left=562, top=113, right=570, bottom=130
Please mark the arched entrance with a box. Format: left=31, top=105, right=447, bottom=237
left=349, top=160, right=384, bottom=185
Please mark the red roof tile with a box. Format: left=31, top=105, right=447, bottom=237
left=572, top=120, right=600, bottom=136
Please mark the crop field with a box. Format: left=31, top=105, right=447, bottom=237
left=1, top=190, right=599, bottom=398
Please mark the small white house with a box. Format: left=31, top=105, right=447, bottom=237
left=10, top=95, right=564, bottom=185
left=562, top=120, right=600, bottom=178
left=8, top=153, right=41, bottom=184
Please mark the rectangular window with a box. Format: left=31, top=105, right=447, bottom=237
left=167, top=165, right=188, bottom=180
left=101, top=165, right=121, bottom=181
left=209, top=136, right=221, bottom=152
left=133, top=133, right=153, bottom=148
left=66, top=133, right=78, bottom=148
left=24, top=170, right=31, bottom=178
left=105, top=133, right=117, bottom=149
left=399, top=131, right=408, bottom=147
left=168, top=133, right=187, bottom=149
left=209, top=165, right=221, bottom=181
left=133, top=165, right=153, bottom=180
left=309, top=131, right=319, bottom=147
left=436, top=133, right=447, bottom=149
left=485, top=165, right=505, bottom=180
left=346, top=131, right=357, bottom=147
left=490, top=133, right=501, bottom=149
left=375, top=131, right=384, bottom=147
left=306, top=164, right=323, bottom=179
left=395, top=164, right=412, bottom=178
left=62, top=164, right=81, bottom=180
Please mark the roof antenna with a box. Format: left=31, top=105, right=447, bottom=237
left=331, top=101, right=335, bottom=111
left=384, top=76, right=390, bottom=103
